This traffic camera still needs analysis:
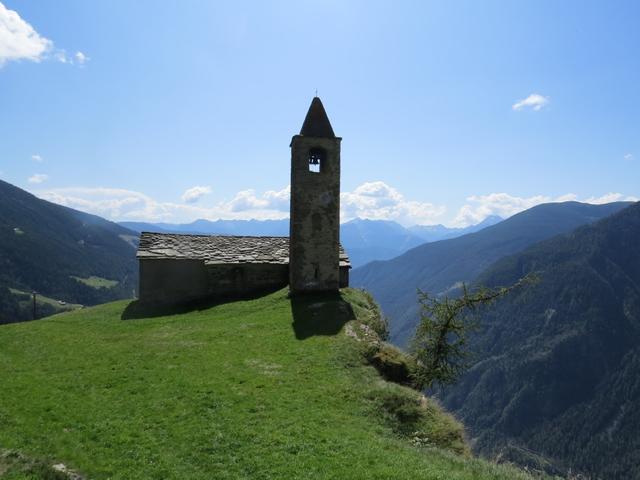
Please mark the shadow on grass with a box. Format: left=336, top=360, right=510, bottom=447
left=290, top=291, right=355, bottom=340
left=121, top=287, right=283, bottom=320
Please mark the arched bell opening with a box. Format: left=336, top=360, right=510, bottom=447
left=308, top=147, right=326, bottom=173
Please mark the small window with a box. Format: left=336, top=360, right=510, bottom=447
left=308, top=148, right=325, bottom=173
left=312, top=262, right=320, bottom=280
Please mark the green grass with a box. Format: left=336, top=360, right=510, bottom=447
left=0, top=449, right=68, bottom=480
left=0, top=289, right=540, bottom=480
left=70, top=276, right=119, bottom=289
left=9, top=289, right=82, bottom=313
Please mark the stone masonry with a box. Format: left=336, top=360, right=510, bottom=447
left=289, top=97, right=342, bottom=294
left=136, top=97, right=349, bottom=304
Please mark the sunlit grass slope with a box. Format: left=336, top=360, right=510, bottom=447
left=0, top=289, right=537, bottom=479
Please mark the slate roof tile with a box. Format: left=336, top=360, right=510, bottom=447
left=137, top=232, right=351, bottom=267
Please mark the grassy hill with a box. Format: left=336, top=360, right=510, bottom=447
left=0, top=289, right=539, bottom=479
left=442, top=202, right=640, bottom=479
left=352, top=201, right=632, bottom=345
left=0, top=180, right=138, bottom=324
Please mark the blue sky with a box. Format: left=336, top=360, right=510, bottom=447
left=1, top=0, right=638, bottom=226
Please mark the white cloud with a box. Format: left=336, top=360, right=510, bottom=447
left=31, top=154, right=42, bottom=162
left=34, top=182, right=444, bottom=225
left=228, top=186, right=291, bottom=212
left=32, top=183, right=640, bottom=227
left=553, top=193, right=579, bottom=202
left=27, top=173, right=48, bottom=184
left=54, top=49, right=88, bottom=65
left=0, top=3, right=88, bottom=68
left=181, top=185, right=212, bottom=204
left=39, top=187, right=175, bottom=221
left=452, top=193, right=553, bottom=226
left=263, top=185, right=291, bottom=211
left=452, top=191, right=639, bottom=227
left=341, top=181, right=446, bottom=225
left=0, top=1, right=53, bottom=66
left=36, top=186, right=292, bottom=223
left=228, top=189, right=270, bottom=211
left=512, top=93, right=549, bottom=111
left=584, top=192, right=639, bottom=204
left=74, top=51, right=88, bottom=64
left=53, top=50, right=68, bottom=63
left=624, top=153, right=633, bottom=161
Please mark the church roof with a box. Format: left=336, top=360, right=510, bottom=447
left=137, top=232, right=351, bottom=267
left=299, top=97, right=336, bottom=138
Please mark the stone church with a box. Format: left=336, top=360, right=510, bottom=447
left=136, top=97, right=351, bottom=304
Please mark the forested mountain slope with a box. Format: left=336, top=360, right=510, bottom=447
left=442, top=202, right=640, bottom=479
left=352, top=201, right=632, bottom=345
left=0, top=180, right=138, bottom=323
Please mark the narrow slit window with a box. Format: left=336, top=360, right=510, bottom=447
left=313, top=263, right=319, bottom=280
left=308, top=148, right=325, bottom=173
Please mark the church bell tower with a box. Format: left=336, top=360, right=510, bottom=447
left=289, top=97, right=342, bottom=294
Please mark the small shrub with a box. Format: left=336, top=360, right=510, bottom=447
left=371, top=385, right=423, bottom=429
left=369, top=343, right=424, bottom=390
left=367, top=383, right=469, bottom=455
left=361, top=291, right=390, bottom=340
left=346, top=289, right=390, bottom=340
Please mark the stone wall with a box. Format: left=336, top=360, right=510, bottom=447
left=339, top=266, right=349, bottom=289
left=139, top=259, right=209, bottom=304
left=206, top=263, right=288, bottom=297
left=139, top=259, right=288, bottom=304
left=289, top=135, right=342, bottom=293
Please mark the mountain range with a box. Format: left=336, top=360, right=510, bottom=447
left=441, top=201, right=640, bottom=479
left=0, top=180, right=138, bottom=323
left=120, top=218, right=291, bottom=237
left=351, top=201, right=633, bottom=345
left=408, top=215, right=503, bottom=242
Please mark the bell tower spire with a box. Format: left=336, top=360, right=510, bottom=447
left=300, top=97, right=336, bottom=138
left=289, top=97, right=342, bottom=294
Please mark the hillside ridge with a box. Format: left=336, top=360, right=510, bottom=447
left=0, top=289, right=540, bottom=480
left=0, top=180, right=138, bottom=323
left=352, top=201, right=633, bottom=345
left=442, top=201, right=640, bottom=479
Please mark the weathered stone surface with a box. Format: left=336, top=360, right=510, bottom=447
left=137, top=232, right=350, bottom=267
left=138, top=258, right=289, bottom=304
left=136, top=97, right=350, bottom=304
left=289, top=97, right=343, bottom=294
left=136, top=232, right=350, bottom=304
left=138, top=233, right=289, bottom=264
